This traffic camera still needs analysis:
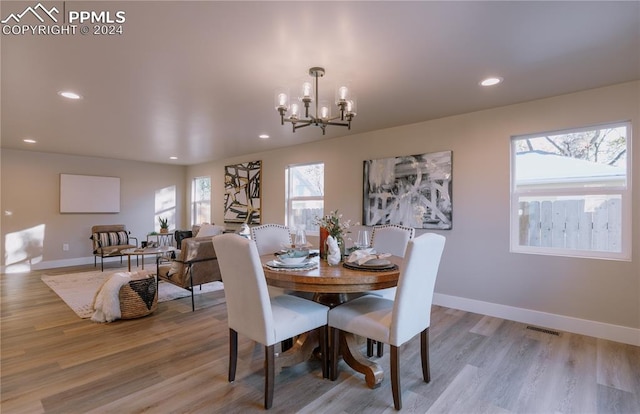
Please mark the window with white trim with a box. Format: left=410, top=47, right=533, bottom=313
left=191, top=176, right=211, bottom=226
left=285, top=163, right=324, bottom=234
left=510, top=121, right=630, bottom=260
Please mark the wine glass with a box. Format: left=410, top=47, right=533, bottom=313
left=355, top=230, right=370, bottom=250
left=294, top=229, right=307, bottom=248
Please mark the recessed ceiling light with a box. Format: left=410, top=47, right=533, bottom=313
left=259, top=134, right=270, bottom=139
left=169, top=156, right=178, bottom=160
left=58, top=91, right=82, bottom=99
left=480, top=77, right=503, bottom=87
left=23, top=138, right=37, bottom=144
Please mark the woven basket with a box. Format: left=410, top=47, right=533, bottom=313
left=119, top=277, right=158, bottom=319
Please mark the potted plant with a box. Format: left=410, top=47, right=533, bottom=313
left=158, top=217, right=169, bottom=233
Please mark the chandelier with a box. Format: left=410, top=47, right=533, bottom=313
left=275, top=67, right=356, bottom=135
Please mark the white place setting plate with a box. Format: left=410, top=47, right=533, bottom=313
left=267, top=259, right=314, bottom=269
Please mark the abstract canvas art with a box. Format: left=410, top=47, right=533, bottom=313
left=224, top=160, right=262, bottom=224
left=363, top=151, right=452, bottom=229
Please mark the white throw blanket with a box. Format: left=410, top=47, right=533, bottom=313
left=92, top=270, right=154, bottom=322
left=91, top=272, right=131, bottom=322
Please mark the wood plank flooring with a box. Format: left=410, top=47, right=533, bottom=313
left=2, top=262, right=639, bottom=413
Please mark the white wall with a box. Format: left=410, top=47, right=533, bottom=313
left=1, top=150, right=187, bottom=271
left=188, top=81, right=640, bottom=344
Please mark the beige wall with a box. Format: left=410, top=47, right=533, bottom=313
left=1, top=150, right=187, bottom=271
left=188, top=81, right=640, bottom=334
left=1, top=82, right=637, bottom=341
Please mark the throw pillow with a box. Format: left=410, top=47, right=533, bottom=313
left=166, top=260, right=183, bottom=277
left=195, top=223, right=224, bottom=238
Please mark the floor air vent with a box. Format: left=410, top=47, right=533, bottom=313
left=526, top=326, right=560, bottom=336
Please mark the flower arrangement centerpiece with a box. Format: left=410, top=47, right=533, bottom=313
left=314, top=210, right=353, bottom=258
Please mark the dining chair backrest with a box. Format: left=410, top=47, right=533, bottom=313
left=250, top=224, right=292, bottom=256
left=371, top=224, right=415, bottom=257
left=390, top=232, right=445, bottom=345
left=212, top=233, right=276, bottom=345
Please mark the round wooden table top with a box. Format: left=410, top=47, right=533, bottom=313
left=261, top=254, right=403, bottom=293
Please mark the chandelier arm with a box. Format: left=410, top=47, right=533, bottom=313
left=324, top=121, right=350, bottom=127
left=293, top=122, right=313, bottom=131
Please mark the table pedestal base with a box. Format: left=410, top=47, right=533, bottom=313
left=314, top=292, right=383, bottom=388
left=274, top=330, right=319, bottom=375
left=340, top=332, right=383, bottom=388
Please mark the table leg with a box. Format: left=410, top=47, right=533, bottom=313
left=127, top=255, right=132, bottom=272
left=340, top=332, right=384, bottom=388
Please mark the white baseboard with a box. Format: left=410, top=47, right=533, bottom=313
left=1, top=256, right=126, bottom=274
left=433, top=293, right=640, bottom=346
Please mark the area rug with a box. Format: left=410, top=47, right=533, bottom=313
left=41, top=270, right=224, bottom=319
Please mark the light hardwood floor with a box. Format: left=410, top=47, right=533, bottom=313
left=2, top=262, right=639, bottom=413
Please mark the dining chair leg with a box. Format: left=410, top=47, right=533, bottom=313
left=367, top=338, right=374, bottom=357
left=319, top=326, right=329, bottom=379
left=229, top=329, right=238, bottom=382
left=421, top=327, right=430, bottom=383
left=376, top=341, right=384, bottom=357
left=265, top=344, right=275, bottom=409
left=330, top=327, right=340, bottom=381
left=391, top=344, right=402, bottom=410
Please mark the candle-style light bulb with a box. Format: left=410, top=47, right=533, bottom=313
left=302, top=82, right=312, bottom=98
left=346, top=98, right=357, bottom=116
left=338, top=86, right=348, bottom=100
left=275, top=88, right=289, bottom=111
left=290, top=103, right=300, bottom=119
left=278, top=93, right=287, bottom=107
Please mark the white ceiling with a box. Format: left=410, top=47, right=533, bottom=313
left=2, top=1, right=639, bottom=165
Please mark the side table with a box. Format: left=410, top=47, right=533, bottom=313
left=147, top=232, right=173, bottom=247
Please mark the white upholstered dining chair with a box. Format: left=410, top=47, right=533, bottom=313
left=366, top=224, right=415, bottom=356
left=250, top=224, right=292, bottom=255
left=212, top=233, right=329, bottom=409
left=328, top=233, right=445, bottom=410
left=370, top=224, right=415, bottom=257
left=250, top=223, right=293, bottom=298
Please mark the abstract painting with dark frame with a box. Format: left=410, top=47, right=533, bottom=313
left=224, top=160, right=262, bottom=224
left=363, top=150, right=452, bottom=229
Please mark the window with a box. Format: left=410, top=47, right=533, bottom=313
left=155, top=185, right=176, bottom=231
left=192, top=176, right=211, bottom=226
left=510, top=122, right=630, bottom=260
left=285, top=163, right=324, bottom=234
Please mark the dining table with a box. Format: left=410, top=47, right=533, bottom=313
left=260, top=252, right=403, bottom=388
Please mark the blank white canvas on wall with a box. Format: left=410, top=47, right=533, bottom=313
left=60, top=174, right=120, bottom=213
